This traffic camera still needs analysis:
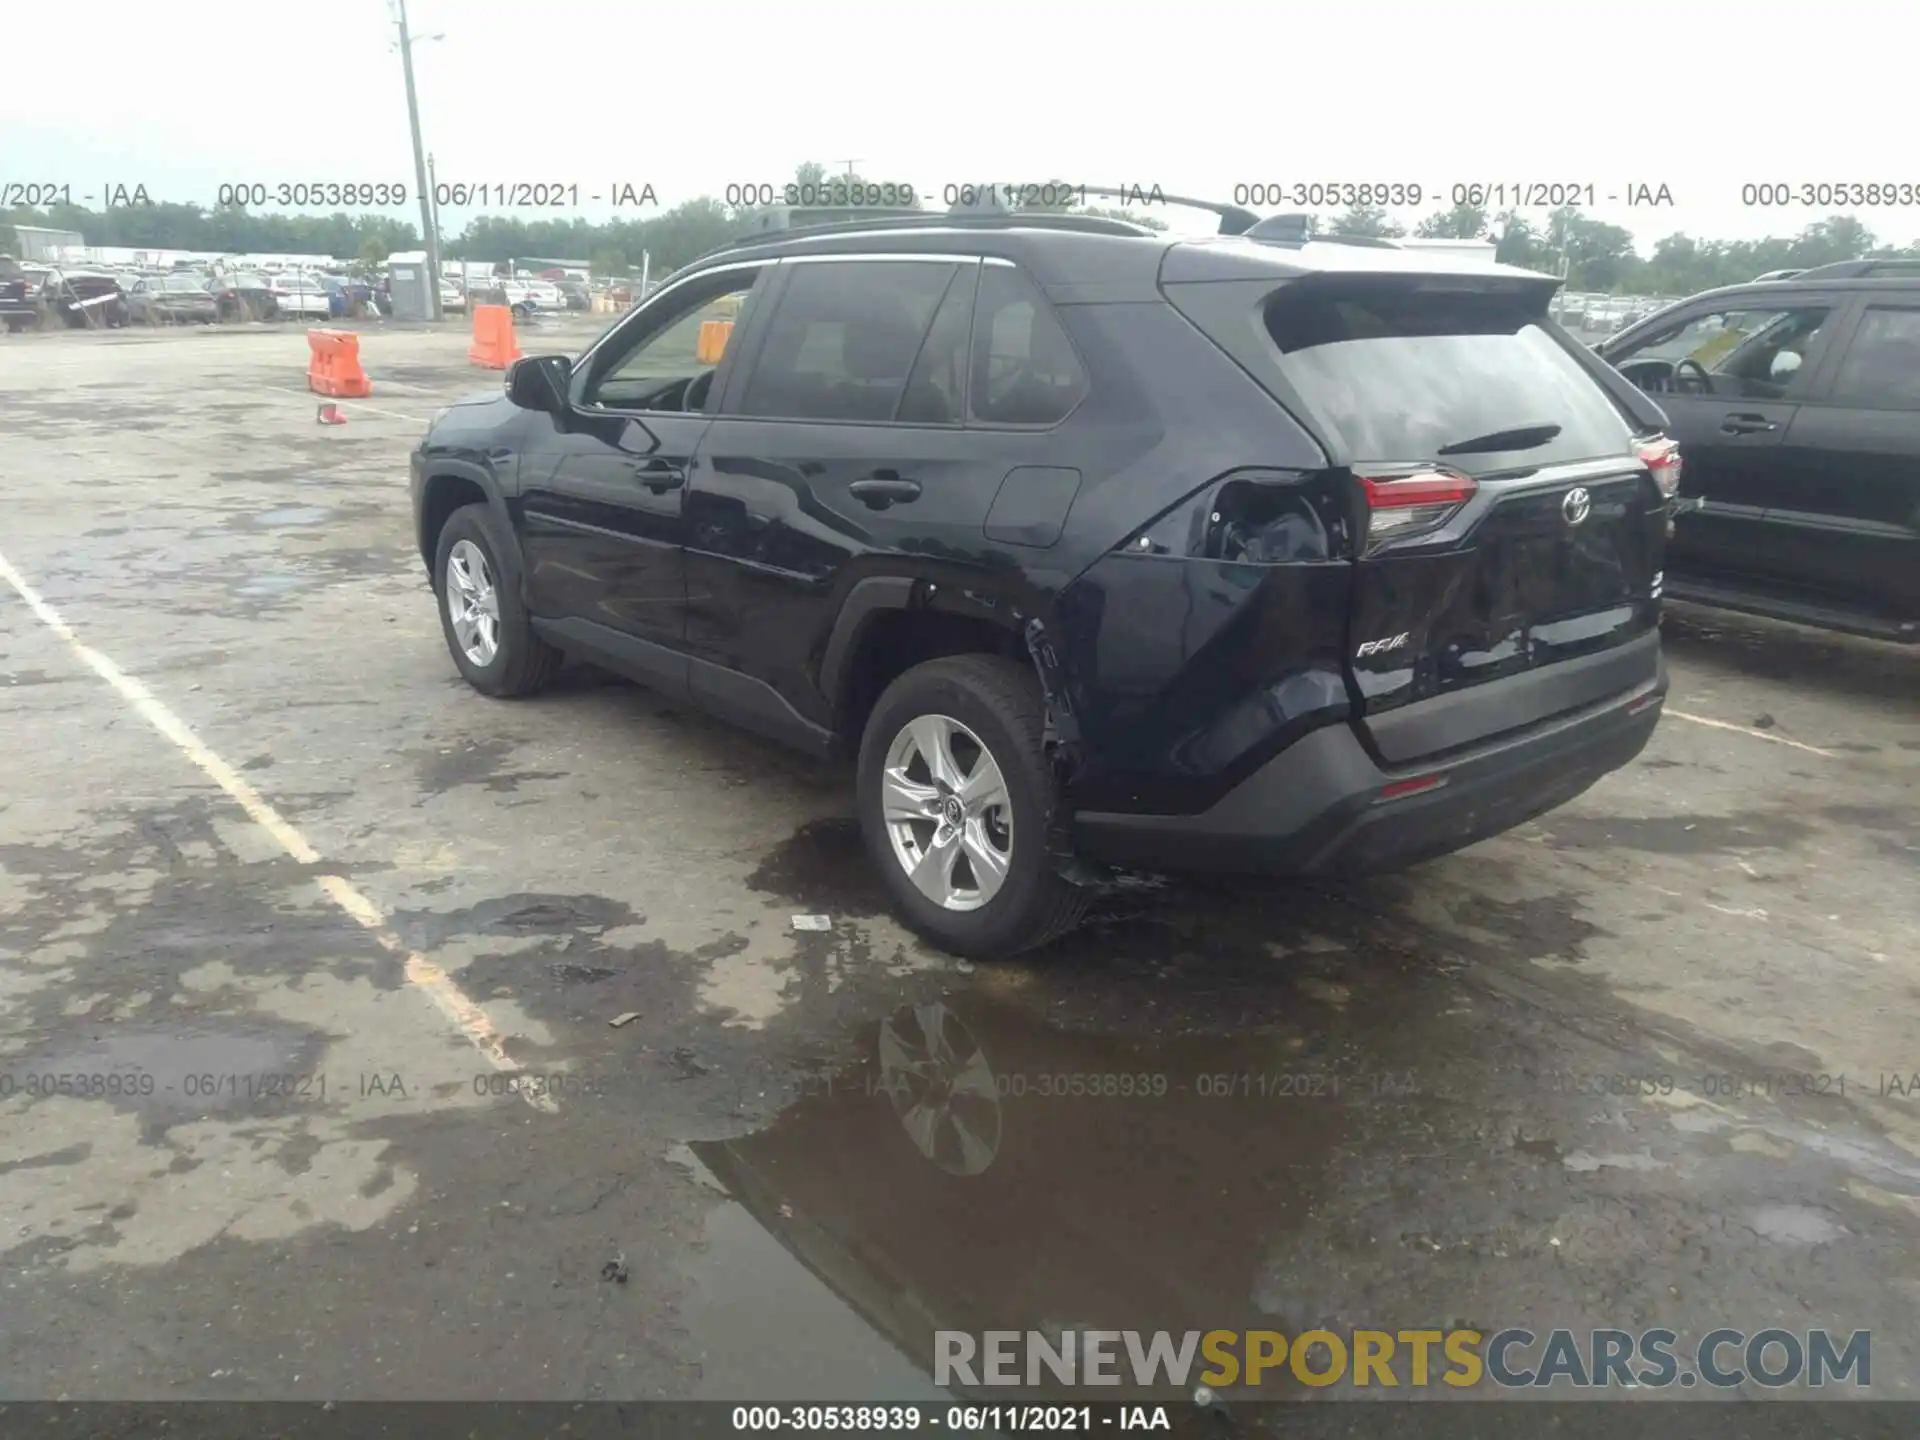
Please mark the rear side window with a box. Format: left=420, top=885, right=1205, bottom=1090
left=738, top=260, right=956, bottom=422
left=1826, top=307, right=1920, bottom=410
left=1265, top=282, right=1634, bottom=471
left=969, top=265, right=1088, bottom=426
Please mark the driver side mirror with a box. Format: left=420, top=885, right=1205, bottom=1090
left=506, top=354, right=571, bottom=413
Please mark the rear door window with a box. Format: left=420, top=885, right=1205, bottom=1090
left=1823, top=307, right=1920, bottom=410
left=737, top=260, right=957, bottom=422
left=895, top=265, right=977, bottom=424
left=1264, top=281, right=1634, bottom=472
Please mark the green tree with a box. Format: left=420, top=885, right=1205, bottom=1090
left=1493, top=211, right=1552, bottom=271
left=1414, top=202, right=1488, bottom=239
left=359, top=233, right=391, bottom=266
left=1329, top=205, right=1403, bottom=238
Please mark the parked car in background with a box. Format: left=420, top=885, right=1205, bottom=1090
left=125, top=274, right=220, bottom=324
left=270, top=273, right=333, bottom=319
left=556, top=278, right=590, bottom=311
left=492, top=276, right=562, bottom=316
left=206, top=271, right=277, bottom=322
left=319, top=274, right=375, bottom=319
left=1, top=262, right=50, bottom=331
left=49, top=270, right=130, bottom=328
left=1598, top=260, right=1920, bottom=642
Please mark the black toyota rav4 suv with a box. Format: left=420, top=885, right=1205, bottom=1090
left=410, top=204, right=1676, bottom=956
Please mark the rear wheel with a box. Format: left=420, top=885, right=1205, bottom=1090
left=432, top=503, right=561, bottom=698
left=857, top=656, right=1087, bottom=958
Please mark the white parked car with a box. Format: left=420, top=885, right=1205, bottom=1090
left=270, top=273, right=332, bottom=319
left=494, top=277, right=562, bottom=312
left=440, top=278, right=467, bottom=312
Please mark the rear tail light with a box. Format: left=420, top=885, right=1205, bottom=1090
left=1638, top=435, right=1683, bottom=498
left=1358, top=466, right=1478, bottom=551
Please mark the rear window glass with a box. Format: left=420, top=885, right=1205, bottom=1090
left=1265, top=283, right=1633, bottom=470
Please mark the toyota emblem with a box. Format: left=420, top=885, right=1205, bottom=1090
left=1562, top=487, right=1592, bottom=525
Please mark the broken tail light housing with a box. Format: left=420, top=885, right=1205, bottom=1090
left=1638, top=435, right=1683, bottom=498
left=1357, top=465, right=1478, bottom=553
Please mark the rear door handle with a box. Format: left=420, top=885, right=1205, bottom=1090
left=848, top=475, right=922, bottom=509
left=1720, top=414, right=1779, bottom=435
left=631, top=459, right=685, bottom=492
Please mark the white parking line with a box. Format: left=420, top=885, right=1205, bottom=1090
left=0, top=549, right=554, bottom=1114
left=259, top=385, right=433, bottom=424
left=1667, top=709, right=1837, bottom=758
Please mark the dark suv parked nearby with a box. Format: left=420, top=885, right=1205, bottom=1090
left=410, top=205, right=1674, bottom=954
left=1598, top=259, right=1920, bottom=642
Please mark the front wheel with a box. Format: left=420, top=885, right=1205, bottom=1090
left=857, top=655, right=1087, bottom=958
left=432, top=503, right=562, bottom=697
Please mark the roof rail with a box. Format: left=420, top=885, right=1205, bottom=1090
left=696, top=206, right=1156, bottom=262
left=1792, top=258, right=1920, bottom=280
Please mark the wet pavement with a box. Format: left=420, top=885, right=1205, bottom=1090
left=0, top=321, right=1917, bottom=1414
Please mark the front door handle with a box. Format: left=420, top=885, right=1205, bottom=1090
left=1721, top=414, right=1779, bottom=435
left=631, top=459, right=685, bottom=493
left=848, top=475, right=922, bottom=510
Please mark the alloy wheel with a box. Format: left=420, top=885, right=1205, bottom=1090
left=445, top=539, right=501, bottom=667
left=880, top=714, right=1013, bottom=913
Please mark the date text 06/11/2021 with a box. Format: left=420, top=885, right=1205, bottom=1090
left=728, top=1404, right=1170, bottom=1432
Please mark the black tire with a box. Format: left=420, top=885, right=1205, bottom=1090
left=432, top=503, right=562, bottom=698
left=857, top=655, right=1087, bottom=958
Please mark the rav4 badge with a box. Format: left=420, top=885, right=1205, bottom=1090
left=1356, top=632, right=1411, bottom=658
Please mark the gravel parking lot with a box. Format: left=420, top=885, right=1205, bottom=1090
left=2, top=321, right=1917, bottom=1408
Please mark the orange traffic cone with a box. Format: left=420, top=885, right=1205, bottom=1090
left=317, top=402, right=346, bottom=425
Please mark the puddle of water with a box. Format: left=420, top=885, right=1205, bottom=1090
left=679, top=992, right=1355, bottom=1401
left=2, top=1027, right=315, bottom=1128
left=675, top=1194, right=948, bottom=1403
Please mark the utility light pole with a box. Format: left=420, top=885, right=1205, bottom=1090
left=395, top=0, right=443, bottom=320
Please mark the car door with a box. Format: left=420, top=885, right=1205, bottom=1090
left=1601, top=294, right=1842, bottom=587
left=685, top=254, right=1095, bottom=746
left=514, top=260, right=770, bottom=674
left=1769, top=299, right=1920, bottom=624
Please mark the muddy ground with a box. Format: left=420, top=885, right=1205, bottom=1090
left=0, top=319, right=1916, bottom=1417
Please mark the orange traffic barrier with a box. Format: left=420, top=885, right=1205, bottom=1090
left=695, top=318, right=733, bottom=364
left=306, top=329, right=372, bottom=398
left=468, top=304, right=523, bottom=369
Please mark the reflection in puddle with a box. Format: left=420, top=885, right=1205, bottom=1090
left=692, top=993, right=1350, bottom=1404
left=686, top=980, right=1920, bottom=1404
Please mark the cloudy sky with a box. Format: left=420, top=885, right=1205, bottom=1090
left=7, top=0, right=1917, bottom=251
